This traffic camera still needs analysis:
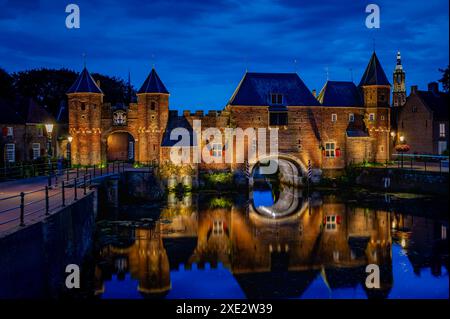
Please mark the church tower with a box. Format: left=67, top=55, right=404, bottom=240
left=67, top=67, right=103, bottom=166
left=136, top=68, right=169, bottom=163
left=392, top=51, right=406, bottom=107
left=359, top=52, right=391, bottom=162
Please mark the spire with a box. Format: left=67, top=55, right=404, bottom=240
left=395, top=51, right=403, bottom=70
left=67, top=67, right=103, bottom=94
left=138, top=68, right=169, bottom=94
left=359, top=52, right=390, bottom=87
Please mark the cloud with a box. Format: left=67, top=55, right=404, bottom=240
left=0, top=0, right=448, bottom=109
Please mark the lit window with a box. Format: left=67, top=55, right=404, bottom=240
left=381, top=115, right=385, bottom=120
left=369, top=113, right=375, bottom=122
left=331, top=114, right=337, bottom=122
left=326, top=215, right=337, bottom=231
left=6, top=143, right=15, bottom=162
left=270, top=93, right=283, bottom=105
left=7, top=127, right=13, bottom=137
left=349, top=113, right=354, bottom=122
left=32, top=143, right=40, bottom=160
left=213, top=220, right=224, bottom=236
left=325, top=142, right=335, bottom=158
left=440, top=123, right=446, bottom=137
left=212, top=143, right=222, bottom=157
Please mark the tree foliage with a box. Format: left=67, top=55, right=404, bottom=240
left=0, top=67, right=135, bottom=120
left=438, top=66, right=449, bottom=92
left=0, top=68, right=15, bottom=101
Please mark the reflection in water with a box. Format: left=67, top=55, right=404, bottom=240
left=92, top=190, right=449, bottom=299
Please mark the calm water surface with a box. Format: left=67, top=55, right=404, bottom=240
left=91, top=186, right=449, bottom=299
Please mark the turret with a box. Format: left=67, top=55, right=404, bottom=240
left=136, top=68, right=169, bottom=163
left=359, top=52, right=391, bottom=108
left=67, top=67, right=103, bottom=166
left=359, top=52, right=391, bottom=162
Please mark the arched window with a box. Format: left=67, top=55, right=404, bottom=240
left=151, top=102, right=156, bottom=110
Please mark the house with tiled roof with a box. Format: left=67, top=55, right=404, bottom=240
left=0, top=97, right=57, bottom=165
left=398, top=82, right=449, bottom=155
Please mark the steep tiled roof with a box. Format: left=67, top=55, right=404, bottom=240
left=0, top=98, right=24, bottom=124
left=161, top=111, right=195, bottom=147
left=138, top=68, right=169, bottom=94
left=318, top=81, right=363, bottom=107
left=66, top=67, right=103, bottom=94
left=25, top=99, right=55, bottom=124
left=229, top=72, right=320, bottom=106
left=346, top=130, right=369, bottom=137
left=359, top=52, right=390, bottom=87
left=416, top=90, right=449, bottom=120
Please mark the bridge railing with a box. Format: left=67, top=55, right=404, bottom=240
left=0, top=161, right=125, bottom=231
left=0, top=160, right=69, bottom=182
left=391, top=153, right=449, bottom=173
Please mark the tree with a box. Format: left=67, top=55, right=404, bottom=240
left=91, top=73, right=135, bottom=105
left=0, top=68, right=15, bottom=101
left=438, top=66, right=449, bottom=92
left=12, top=68, right=135, bottom=119
left=12, top=68, right=78, bottom=116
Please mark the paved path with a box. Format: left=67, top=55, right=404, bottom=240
left=0, top=165, right=126, bottom=237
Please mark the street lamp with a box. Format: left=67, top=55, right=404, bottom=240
left=45, top=123, right=54, bottom=172
left=399, top=135, right=405, bottom=168
left=45, top=124, right=54, bottom=156
left=67, top=136, right=73, bottom=167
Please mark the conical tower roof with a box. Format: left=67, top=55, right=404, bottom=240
left=67, top=67, right=103, bottom=94
left=359, top=52, right=390, bottom=86
left=138, top=68, right=169, bottom=94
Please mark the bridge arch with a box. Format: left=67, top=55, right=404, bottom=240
left=249, top=153, right=307, bottom=187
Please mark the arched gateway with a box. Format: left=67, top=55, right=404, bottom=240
left=105, top=131, right=135, bottom=162
left=249, top=154, right=307, bottom=187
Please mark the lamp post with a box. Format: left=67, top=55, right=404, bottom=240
left=67, top=136, right=73, bottom=167
left=45, top=123, right=54, bottom=171
left=399, top=135, right=405, bottom=168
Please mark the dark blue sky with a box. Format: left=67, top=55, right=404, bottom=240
left=0, top=0, right=448, bottom=111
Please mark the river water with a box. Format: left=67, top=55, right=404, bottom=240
left=89, top=185, right=448, bottom=299
left=0, top=184, right=448, bottom=299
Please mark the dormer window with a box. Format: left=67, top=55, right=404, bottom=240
left=270, top=93, right=283, bottom=105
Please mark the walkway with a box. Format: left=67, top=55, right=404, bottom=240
left=0, top=163, right=127, bottom=237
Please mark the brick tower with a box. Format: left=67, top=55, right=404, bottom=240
left=392, top=51, right=406, bottom=107
left=136, top=68, right=169, bottom=163
left=359, top=52, right=391, bottom=162
left=67, top=67, right=103, bottom=166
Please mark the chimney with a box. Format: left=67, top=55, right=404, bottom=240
left=312, top=89, right=317, bottom=98
left=410, top=85, right=418, bottom=94
left=428, top=82, right=439, bottom=94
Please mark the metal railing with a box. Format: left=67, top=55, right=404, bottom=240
left=0, top=162, right=125, bottom=229
left=0, top=161, right=68, bottom=181
left=391, top=153, right=449, bottom=173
